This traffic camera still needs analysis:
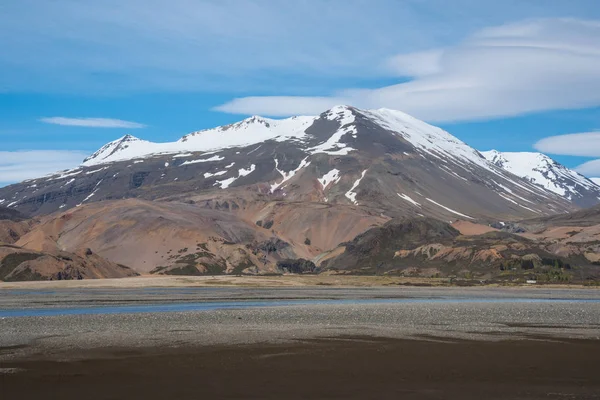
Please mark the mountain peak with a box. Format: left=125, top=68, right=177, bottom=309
left=483, top=150, right=600, bottom=205
left=119, top=134, right=141, bottom=142
left=2, top=105, right=583, bottom=219
left=82, top=134, right=148, bottom=166
left=328, top=104, right=355, bottom=112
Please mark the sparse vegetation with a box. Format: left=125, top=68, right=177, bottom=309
left=166, top=265, right=202, bottom=276
left=0, top=252, right=43, bottom=280
left=262, top=220, right=274, bottom=229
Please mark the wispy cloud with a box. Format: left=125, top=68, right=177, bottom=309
left=216, top=18, right=600, bottom=122
left=0, top=150, right=88, bottom=186
left=574, top=159, right=600, bottom=176
left=534, top=131, right=600, bottom=177
left=40, top=117, right=146, bottom=128
left=534, top=132, right=600, bottom=157
left=1, top=0, right=596, bottom=95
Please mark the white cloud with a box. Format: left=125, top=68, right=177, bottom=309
left=574, top=159, right=600, bottom=176
left=533, top=131, right=600, bottom=177
left=0, top=150, right=88, bottom=186
left=40, top=117, right=146, bottom=128
left=2, top=1, right=596, bottom=95
left=384, top=49, right=444, bottom=77
left=215, top=97, right=343, bottom=117
left=215, top=18, right=600, bottom=122
left=534, top=132, right=600, bottom=157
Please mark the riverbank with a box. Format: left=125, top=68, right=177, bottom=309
left=2, top=287, right=599, bottom=399
left=1, top=274, right=599, bottom=289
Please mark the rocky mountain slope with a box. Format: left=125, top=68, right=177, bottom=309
left=0, top=205, right=33, bottom=247
left=0, top=206, right=28, bottom=222
left=482, top=150, right=600, bottom=207
left=0, top=106, right=576, bottom=223
left=0, top=245, right=138, bottom=282
left=321, top=217, right=597, bottom=283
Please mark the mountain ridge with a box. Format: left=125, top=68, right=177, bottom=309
left=482, top=150, right=600, bottom=207
left=0, top=106, right=578, bottom=221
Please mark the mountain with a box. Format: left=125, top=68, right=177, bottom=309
left=0, top=106, right=575, bottom=223
left=592, top=178, right=600, bottom=186
left=0, top=244, right=138, bottom=282
left=321, top=216, right=599, bottom=283
left=482, top=150, right=600, bottom=207
left=0, top=206, right=28, bottom=222
left=0, top=206, right=31, bottom=246
left=14, top=198, right=386, bottom=274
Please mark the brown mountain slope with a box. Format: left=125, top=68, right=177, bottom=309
left=0, top=220, right=30, bottom=244
left=0, top=206, right=31, bottom=245
left=0, top=245, right=137, bottom=282
left=16, top=198, right=385, bottom=274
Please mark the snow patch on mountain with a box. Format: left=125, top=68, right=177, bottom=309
left=180, top=155, right=225, bottom=166
left=425, top=198, right=473, bottom=220
left=309, top=107, right=356, bottom=155
left=318, top=169, right=341, bottom=189
left=398, top=193, right=421, bottom=207
left=203, top=170, right=228, bottom=178
left=345, top=170, right=367, bottom=205
left=215, top=164, right=256, bottom=189
left=271, top=157, right=310, bottom=193
left=77, top=180, right=103, bottom=206
left=46, top=169, right=83, bottom=181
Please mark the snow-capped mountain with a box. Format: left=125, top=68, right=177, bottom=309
left=482, top=150, right=600, bottom=207
left=82, top=115, right=319, bottom=166
left=0, top=106, right=576, bottom=220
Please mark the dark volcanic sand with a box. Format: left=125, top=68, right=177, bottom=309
left=2, top=337, right=600, bottom=400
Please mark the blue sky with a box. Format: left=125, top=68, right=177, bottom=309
left=1, top=0, right=600, bottom=186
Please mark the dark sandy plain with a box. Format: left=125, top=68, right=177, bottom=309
left=1, top=286, right=599, bottom=399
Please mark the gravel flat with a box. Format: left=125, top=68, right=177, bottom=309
left=1, top=286, right=599, bottom=361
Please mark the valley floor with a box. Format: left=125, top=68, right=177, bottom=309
left=1, top=274, right=599, bottom=289
left=1, top=286, right=599, bottom=399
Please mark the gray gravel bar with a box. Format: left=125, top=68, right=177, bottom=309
left=1, top=286, right=599, bottom=361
